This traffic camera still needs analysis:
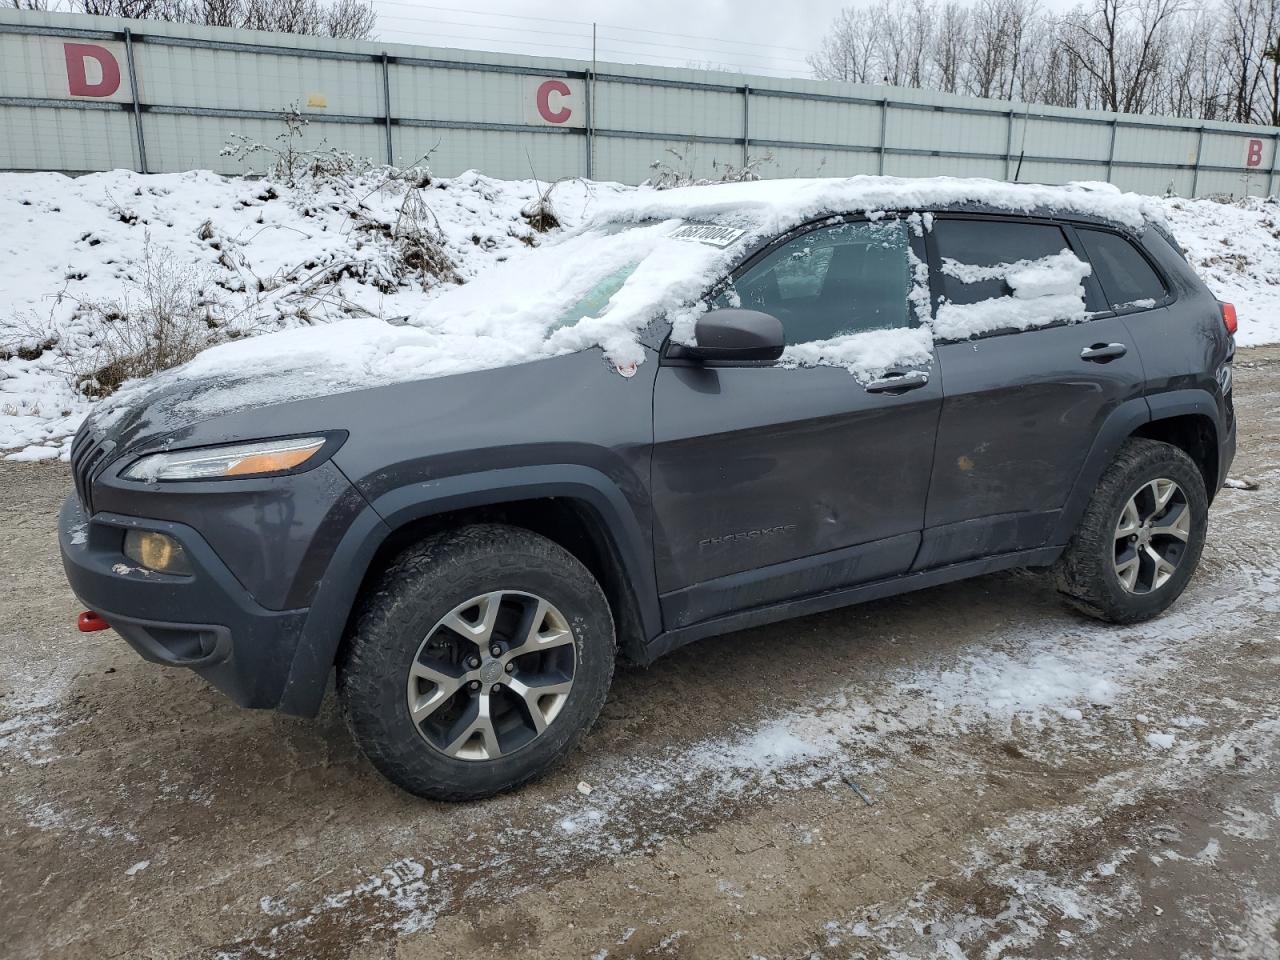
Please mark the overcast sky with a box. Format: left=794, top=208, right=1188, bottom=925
left=370, top=0, right=1075, bottom=79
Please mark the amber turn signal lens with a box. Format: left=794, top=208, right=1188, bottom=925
left=225, top=445, right=323, bottom=476
left=123, top=530, right=193, bottom=575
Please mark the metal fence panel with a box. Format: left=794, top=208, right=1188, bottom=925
left=0, top=103, right=136, bottom=171
left=2, top=8, right=1278, bottom=198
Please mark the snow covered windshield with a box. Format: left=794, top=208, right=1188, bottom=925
left=433, top=216, right=750, bottom=334
left=91, top=218, right=750, bottom=427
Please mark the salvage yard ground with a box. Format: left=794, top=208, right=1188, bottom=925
left=2, top=346, right=1278, bottom=960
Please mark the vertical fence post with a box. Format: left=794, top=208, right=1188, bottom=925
left=586, top=22, right=596, bottom=180
left=1105, top=118, right=1117, bottom=184
left=1190, top=125, right=1205, bottom=198
left=381, top=53, right=393, bottom=167
left=878, top=99, right=889, bottom=175
left=122, top=28, right=148, bottom=175
left=1004, top=108, right=1014, bottom=181
left=742, top=84, right=750, bottom=168
left=1270, top=132, right=1279, bottom=198
left=584, top=68, right=594, bottom=180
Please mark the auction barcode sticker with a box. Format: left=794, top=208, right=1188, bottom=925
left=668, top=224, right=746, bottom=247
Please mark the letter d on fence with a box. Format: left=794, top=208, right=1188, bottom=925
left=64, top=43, right=121, bottom=98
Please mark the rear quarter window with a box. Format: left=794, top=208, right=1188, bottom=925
left=1076, top=228, right=1168, bottom=310
left=931, top=218, right=1074, bottom=305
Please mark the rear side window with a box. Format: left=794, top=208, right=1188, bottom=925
left=713, top=220, right=911, bottom=345
left=932, top=219, right=1074, bottom=305
left=1077, top=228, right=1168, bottom=309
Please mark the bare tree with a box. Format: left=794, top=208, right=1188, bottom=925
left=808, top=6, right=881, bottom=82
left=78, top=0, right=185, bottom=15
left=1222, top=0, right=1280, bottom=122
left=810, top=0, right=1280, bottom=125
left=1264, top=31, right=1280, bottom=123
left=321, top=0, right=375, bottom=40
left=814, top=0, right=1280, bottom=121
left=933, top=2, right=972, bottom=93
left=967, top=0, right=1037, bottom=100
left=59, top=0, right=376, bottom=39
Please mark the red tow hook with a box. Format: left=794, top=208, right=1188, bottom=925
left=77, top=611, right=110, bottom=632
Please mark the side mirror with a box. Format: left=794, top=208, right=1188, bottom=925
left=684, top=309, right=785, bottom=363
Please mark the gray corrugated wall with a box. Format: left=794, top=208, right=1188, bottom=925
left=2, top=9, right=1277, bottom=198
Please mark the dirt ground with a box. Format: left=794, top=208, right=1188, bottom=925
left=2, top=349, right=1279, bottom=960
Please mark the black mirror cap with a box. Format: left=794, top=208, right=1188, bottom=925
left=686, top=308, right=785, bottom=363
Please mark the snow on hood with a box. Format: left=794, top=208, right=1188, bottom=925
left=88, top=218, right=742, bottom=433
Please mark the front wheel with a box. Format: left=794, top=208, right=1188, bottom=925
left=1054, top=438, right=1208, bottom=624
left=338, top=524, right=615, bottom=801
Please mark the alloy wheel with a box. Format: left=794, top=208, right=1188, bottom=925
left=406, top=591, right=576, bottom=761
left=1112, top=477, right=1192, bottom=594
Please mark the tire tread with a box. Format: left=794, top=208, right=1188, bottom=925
left=1054, top=438, right=1207, bottom=624
left=338, top=524, right=614, bottom=801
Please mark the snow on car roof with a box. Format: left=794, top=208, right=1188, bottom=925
left=88, top=176, right=1160, bottom=435
left=590, top=175, right=1163, bottom=234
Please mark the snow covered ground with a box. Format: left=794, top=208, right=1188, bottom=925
left=2, top=169, right=1278, bottom=461
left=0, top=167, right=617, bottom=459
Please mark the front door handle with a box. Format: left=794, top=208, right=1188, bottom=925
left=865, top=369, right=930, bottom=394
left=1081, top=342, right=1127, bottom=362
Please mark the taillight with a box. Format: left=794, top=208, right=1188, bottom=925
left=1221, top=302, right=1238, bottom=336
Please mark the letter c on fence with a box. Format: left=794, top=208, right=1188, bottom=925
left=1246, top=138, right=1264, bottom=168
left=536, top=79, right=573, bottom=124
left=64, top=43, right=121, bottom=98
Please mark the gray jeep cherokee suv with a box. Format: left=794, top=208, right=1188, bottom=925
left=59, top=179, right=1237, bottom=800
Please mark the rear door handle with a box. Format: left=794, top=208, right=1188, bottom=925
left=1081, top=342, right=1127, bottom=362
left=865, top=370, right=930, bottom=394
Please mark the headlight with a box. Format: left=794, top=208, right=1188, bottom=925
left=122, top=436, right=328, bottom=482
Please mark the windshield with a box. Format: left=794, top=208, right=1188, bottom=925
left=549, top=261, right=641, bottom=331
left=93, top=217, right=754, bottom=427
left=416, top=218, right=751, bottom=352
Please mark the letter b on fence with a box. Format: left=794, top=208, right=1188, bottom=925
left=1246, top=138, right=1265, bottom=168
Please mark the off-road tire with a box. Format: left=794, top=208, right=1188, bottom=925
left=1054, top=438, right=1208, bottom=624
left=338, top=524, right=615, bottom=801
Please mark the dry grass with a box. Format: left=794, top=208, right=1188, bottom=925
left=72, top=237, right=224, bottom=397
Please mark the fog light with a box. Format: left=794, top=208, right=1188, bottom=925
left=123, top=530, right=193, bottom=575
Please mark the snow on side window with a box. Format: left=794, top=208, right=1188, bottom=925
left=933, top=249, right=1092, bottom=341
left=701, top=220, right=923, bottom=379
left=705, top=218, right=937, bottom=381
left=714, top=220, right=913, bottom=340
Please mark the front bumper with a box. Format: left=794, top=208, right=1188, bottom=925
left=58, top=494, right=308, bottom=709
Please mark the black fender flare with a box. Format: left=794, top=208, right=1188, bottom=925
left=276, top=464, right=659, bottom=717
left=1050, top=390, right=1222, bottom=546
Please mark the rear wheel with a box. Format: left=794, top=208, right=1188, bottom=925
left=339, top=524, right=615, bottom=800
left=1054, top=438, right=1208, bottom=624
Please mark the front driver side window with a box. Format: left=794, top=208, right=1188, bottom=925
left=713, top=221, right=912, bottom=345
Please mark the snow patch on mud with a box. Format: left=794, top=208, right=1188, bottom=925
left=221, top=563, right=1280, bottom=956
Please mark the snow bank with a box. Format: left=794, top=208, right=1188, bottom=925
left=0, top=168, right=619, bottom=457
left=1160, top=195, right=1280, bottom=347
left=3, top=170, right=1280, bottom=460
